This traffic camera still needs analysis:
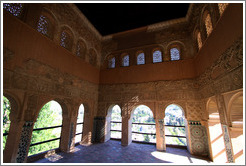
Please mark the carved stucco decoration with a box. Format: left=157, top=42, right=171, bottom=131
left=98, top=37, right=243, bottom=122
left=41, top=4, right=101, bottom=63
left=25, top=94, right=38, bottom=121
left=5, top=59, right=98, bottom=104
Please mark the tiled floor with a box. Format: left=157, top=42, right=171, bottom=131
left=33, top=140, right=212, bottom=164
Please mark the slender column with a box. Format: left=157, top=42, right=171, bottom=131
left=121, top=103, right=132, bottom=146
left=222, top=125, right=234, bottom=163
left=216, top=94, right=234, bottom=163
left=121, top=115, right=132, bottom=146
left=15, top=121, right=34, bottom=163
left=155, top=119, right=166, bottom=151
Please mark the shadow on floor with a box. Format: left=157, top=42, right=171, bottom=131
left=33, top=140, right=211, bottom=163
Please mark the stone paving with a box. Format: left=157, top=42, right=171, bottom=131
left=33, top=140, right=212, bottom=164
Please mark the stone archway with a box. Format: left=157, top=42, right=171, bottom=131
left=130, top=105, right=156, bottom=144
left=105, top=104, right=122, bottom=143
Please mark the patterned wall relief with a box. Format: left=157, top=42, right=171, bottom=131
left=189, top=121, right=209, bottom=156
left=16, top=121, right=34, bottom=163
left=41, top=4, right=101, bottom=59
left=186, top=102, right=202, bottom=121
left=222, top=125, right=234, bottom=163
left=197, top=37, right=243, bottom=99
left=92, top=116, right=106, bottom=143
left=4, top=59, right=98, bottom=102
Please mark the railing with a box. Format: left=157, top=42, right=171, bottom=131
left=110, top=121, right=187, bottom=145
left=75, top=122, right=83, bottom=143
left=29, top=125, right=62, bottom=147
left=132, top=122, right=156, bottom=143
left=110, top=121, right=122, bottom=139
left=165, top=125, right=186, bottom=146
left=3, top=132, right=8, bottom=137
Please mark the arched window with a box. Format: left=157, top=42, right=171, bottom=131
left=75, top=104, right=84, bottom=143
left=132, top=105, right=156, bottom=143
left=37, top=15, right=49, bottom=36
left=60, top=31, right=72, bottom=51
left=197, top=31, right=203, bottom=50
left=108, top=57, right=116, bottom=68
left=137, top=52, right=145, bottom=65
left=205, top=13, right=213, bottom=36
left=164, top=104, right=186, bottom=146
left=218, top=3, right=229, bottom=15
left=3, top=96, right=11, bottom=150
left=3, top=3, right=23, bottom=17
left=28, top=101, right=62, bottom=156
left=76, top=40, right=86, bottom=60
left=170, top=48, right=180, bottom=61
left=122, top=55, right=129, bottom=67
left=110, top=105, right=122, bottom=139
left=153, top=50, right=162, bottom=63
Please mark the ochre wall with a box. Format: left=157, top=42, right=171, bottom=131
left=194, top=4, right=243, bottom=76
left=100, top=3, right=243, bottom=84
left=4, top=10, right=100, bottom=84
left=100, top=59, right=196, bottom=84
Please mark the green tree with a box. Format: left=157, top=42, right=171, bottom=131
left=3, top=96, right=11, bottom=150
left=28, top=101, right=62, bottom=156
left=144, top=134, right=150, bottom=142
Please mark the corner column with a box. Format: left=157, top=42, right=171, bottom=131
left=121, top=103, right=132, bottom=146
left=216, top=94, right=234, bottom=163
left=60, top=116, right=74, bottom=152
left=155, top=119, right=166, bottom=151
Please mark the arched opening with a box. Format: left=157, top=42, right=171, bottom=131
left=3, top=3, right=24, bottom=17
left=152, top=50, right=162, bottom=63
left=110, top=105, right=122, bottom=139
left=164, top=104, right=186, bottom=146
left=131, top=105, right=156, bottom=144
left=204, top=12, right=213, bottom=37
left=228, top=95, right=243, bottom=163
left=108, top=57, right=116, bottom=68
left=122, top=55, right=130, bottom=67
left=218, top=3, right=229, bottom=15
left=207, top=99, right=227, bottom=162
left=170, top=47, right=180, bottom=61
left=60, top=28, right=73, bottom=51
left=197, top=31, right=203, bottom=50
left=105, top=105, right=122, bottom=142
left=75, top=104, right=84, bottom=143
left=137, top=52, right=145, bottom=65
left=3, top=96, right=11, bottom=150
left=28, top=100, right=62, bottom=156
left=76, top=40, right=87, bottom=60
